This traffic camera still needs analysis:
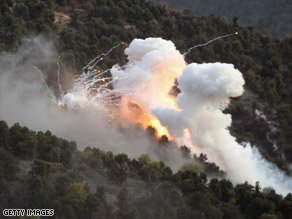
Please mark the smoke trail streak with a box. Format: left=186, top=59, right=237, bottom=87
left=183, top=32, right=238, bottom=56
left=34, top=66, right=56, bottom=102
left=57, top=56, right=63, bottom=95
left=25, top=36, right=292, bottom=195
left=56, top=56, right=63, bottom=96
left=82, top=42, right=124, bottom=71
left=86, top=68, right=111, bottom=78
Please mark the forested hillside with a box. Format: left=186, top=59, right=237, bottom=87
left=151, top=0, right=292, bottom=37
left=1, top=0, right=291, bottom=170
left=1, top=121, right=292, bottom=219
left=0, top=0, right=292, bottom=218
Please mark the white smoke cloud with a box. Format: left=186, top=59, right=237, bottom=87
left=177, top=63, right=244, bottom=107
left=153, top=61, right=292, bottom=195
left=0, top=36, right=188, bottom=171
left=1, top=36, right=291, bottom=195
left=111, top=37, right=185, bottom=111
left=111, top=38, right=292, bottom=195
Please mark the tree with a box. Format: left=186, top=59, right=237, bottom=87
left=233, top=16, right=239, bottom=27
left=138, top=154, right=151, bottom=166
left=117, top=189, right=137, bottom=219
left=55, top=171, right=82, bottom=197
left=14, top=4, right=29, bottom=19
left=205, top=206, right=223, bottom=219
left=65, top=182, right=88, bottom=213
left=108, top=162, right=128, bottom=184
left=23, top=174, right=55, bottom=209
left=180, top=163, right=204, bottom=175
left=30, top=2, right=47, bottom=20
left=0, top=178, right=11, bottom=212
left=219, top=179, right=234, bottom=202
left=246, top=197, right=275, bottom=219
left=180, top=145, right=191, bottom=158
left=56, top=0, right=67, bottom=7
left=0, top=120, right=9, bottom=148
left=282, top=194, right=292, bottom=219
left=32, top=159, right=51, bottom=176
left=71, top=12, right=80, bottom=28
left=9, top=124, right=37, bottom=159
left=235, top=182, right=254, bottom=211
left=198, top=153, right=207, bottom=162
left=0, top=148, right=18, bottom=179
left=209, top=178, right=222, bottom=200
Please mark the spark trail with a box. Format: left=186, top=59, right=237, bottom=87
left=83, top=42, right=124, bottom=72
left=55, top=33, right=238, bottom=109
left=183, top=32, right=238, bottom=56
left=57, top=56, right=63, bottom=96
left=35, top=35, right=292, bottom=195
left=34, top=66, right=56, bottom=102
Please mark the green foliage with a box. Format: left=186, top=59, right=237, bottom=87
left=9, top=123, right=37, bottom=159
left=246, top=197, right=276, bottom=219
left=176, top=169, right=207, bottom=195
left=0, top=148, right=18, bottom=179
left=0, top=120, right=9, bottom=148
left=135, top=182, right=187, bottom=219
left=36, top=130, right=77, bottom=167
left=179, top=163, right=204, bottom=174
left=108, top=161, right=129, bottom=184
left=0, top=0, right=56, bottom=51
left=117, top=189, right=137, bottom=219
left=0, top=0, right=292, bottom=218
left=136, top=154, right=172, bottom=182
left=1, top=1, right=292, bottom=165
left=193, top=153, right=225, bottom=177
left=0, top=122, right=291, bottom=219
left=65, top=182, right=88, bottom=212
left=32, top=159, right=52, bottom=176
left=152, top=0, right=292, bottom=37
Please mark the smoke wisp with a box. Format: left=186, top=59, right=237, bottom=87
left=0, top=36, right=188, bottom=171
left=0, top=36, right=291, bottom=195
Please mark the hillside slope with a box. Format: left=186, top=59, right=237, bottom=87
left=151, top=0, right=292, bottom=37
left=1, top=1, right=292, bottom=218
left=1, top=121, right=291, bottom=219
left=1, top=0, right=291, bottom=171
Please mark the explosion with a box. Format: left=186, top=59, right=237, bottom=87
left=55, top=37, right=187, bottom=139
left=31, top=33, right=292, bottom=195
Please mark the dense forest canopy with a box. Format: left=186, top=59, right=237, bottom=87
left=1, top=121, right=292, bottom=219
left=1, top=0, right=291, bottom=171
left=151, top=0, right=292, bottom=37
left=0, top=0, right=292, bottom=218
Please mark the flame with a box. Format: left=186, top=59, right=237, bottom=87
left=58, top=38, right=185, bottom=141
left=150, top=118, right=171, bottom=139
left=58, top=101, right=65, bottom=107
left=118, top=98, right=172, bottom=139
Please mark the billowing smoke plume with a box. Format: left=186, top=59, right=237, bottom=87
left=152, top=60, right=291, bottom=196
left=0, top=36, right=187, bottom=170
left=108, top=38, right=185, bottom=129
left=112, top=38, right=185, bottom=111
left=0, top=36, right=291, bottom=195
